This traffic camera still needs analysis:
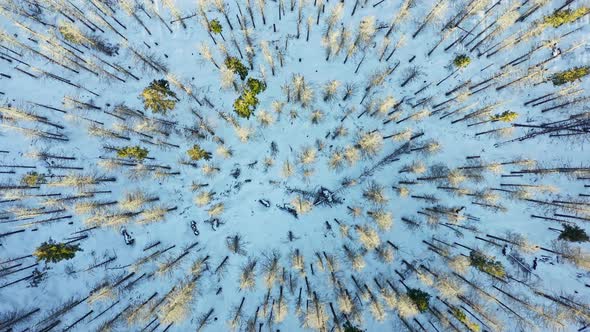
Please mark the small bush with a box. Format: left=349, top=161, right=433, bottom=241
left=117, top=146, right=149, bottom=160
left=21, top=172, right=45, bottom=186
left=225, top=56, right=249, bottom=80
left=407, top=288, right=430, bottom=312
left=141, top=79, right=177, bottom=114
left=469, top=251, right=506, bottom=278
left=550, top=66, right=590, bottom=85
left=34, top=240, right=81, bottom=263
left=559, top=224, right=590, bottom=242
left=453, top=54, right=471, bottom=68
left=543, top=7, right=589, bottom=27
left=490, top=111, right=518, bottom=122
left=187, top=145, right=212, bottom=161
left=210, top=19, right=223, bottom=34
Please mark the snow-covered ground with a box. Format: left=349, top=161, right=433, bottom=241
left=1, top=0, right=590, bottom=331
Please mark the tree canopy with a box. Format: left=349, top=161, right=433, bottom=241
left=141, top=79, right=178, bottom=114
left=34, top=240, right=81, bottom=263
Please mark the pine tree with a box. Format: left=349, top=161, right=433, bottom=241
left=453, top=54, right=471, bottom=68
left=543, top=7, right=590, bottom=27
left=550, top=66, right=590, bottom=85
left=34, top=240, right=81, bottom=263
left=117, top=146, right=149, bottom=160
left=469, top=251, right=506, bottom=278
left=343, top=322, right=364, bottom=332
left=141, top=79, right=178, bottom=114
left=187, top=145, right=212, bottom=161
left=210, top=19, right=223, bottom=34
left=225, top=56, right=249, bottom=80
left=559, top=224, right=589, bottom=243
left=21, top=171, right=45, bottom=186
left=246, top=78, right=267, bottom=94
left=233, top=78, right=267, bottom=118
left=490, top=111, right=518, bottom=122
left=406, top=288, right=430, bottom=312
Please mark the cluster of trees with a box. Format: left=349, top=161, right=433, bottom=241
left=1, top=0, right=590, bottom=331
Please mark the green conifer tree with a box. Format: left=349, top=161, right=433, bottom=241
left=21, top=172, right=45, bottom=186
left=559, top=224, right=589, bottom=242
left=550, top=66, right=590, bottom=85
left=117, top=146, right=149, bottom=161
left=469, top=251, right=506, bottom=278
left=187, top=145, right=212, bottom=161
left=210, top=19, right=223, bottom=34
left=407, top=288, right=430, bottom=312
left=490, top=111, right=518, bottom=122
left=343, top=322, right=364, bottom=332
left=543, top=7, right=590, bottom=27
left=141, top=79, right=178, bottom=114
left=453, top=54, right=471, bottom=68
left=225, top=57, right=249, bottom=80
left=34, top=240, right=81, bottom=263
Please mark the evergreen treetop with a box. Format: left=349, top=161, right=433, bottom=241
left=407, top=288, right=430, bottom=312
left=210, top=19, right=223, bottom=34
left=246, top=78, right=267, bottom=94
left=490, top=111, right=518, bottom=122
left=559, top=224, right=589, bottom=242
left=117, top=146, right=149, bottom=161
left=225, top=57, right=249, bottom=80
left=469, top=251, right=506, bottom=278
left=34, top=240, right=81, bottom=263
left=550, top=66, right=590, bottom=85
left=453, top=54, right=471, bottom=68
left=543, top=7, right=590, bottom=27
left=21, top=172, right=45, bottom=186
left=187, top=145, right=212, bottom=161
left=141, top=79, right=178, bottom=114
left=343, top=322, right=364, bottom=332
left=232, top=78, right=266, bottom=119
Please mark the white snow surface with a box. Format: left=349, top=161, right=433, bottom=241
left=0, top=0, right=589, bottom=331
